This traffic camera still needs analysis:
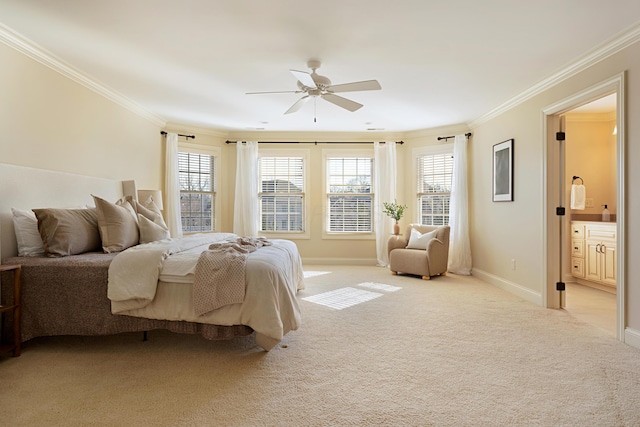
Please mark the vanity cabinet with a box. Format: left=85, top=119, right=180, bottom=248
left=570, top=224, right=585, bottom=278
left=571, top=221, right=616, bottom=289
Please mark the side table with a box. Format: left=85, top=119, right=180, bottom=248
left=0, top=264, right=21, bottom=357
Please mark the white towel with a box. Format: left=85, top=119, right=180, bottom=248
left=571, top=184, right=586, bottom=210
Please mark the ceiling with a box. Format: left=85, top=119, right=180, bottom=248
left=1, top=1, right=639, bottom=134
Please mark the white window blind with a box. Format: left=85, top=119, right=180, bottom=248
left=416, top=152, right=453, bottom=226
left=259, top=156, right=304, bottom=232
left=178, top=151, right=216, bottom=232
left=327, top=157, right=373, bottom=232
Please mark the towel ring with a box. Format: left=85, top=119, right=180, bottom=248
left=572, top=176, right=584, bottom=185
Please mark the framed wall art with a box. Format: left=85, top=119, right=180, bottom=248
left=493, top=139, right=514, bottom=202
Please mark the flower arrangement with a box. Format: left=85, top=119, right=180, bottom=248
left=382, top=200, right=407, bottom=222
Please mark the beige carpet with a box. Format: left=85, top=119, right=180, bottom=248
left=1, top=266, right=640, bottom=426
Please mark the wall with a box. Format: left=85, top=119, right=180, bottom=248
left=0, top=42, right=163, bottom=189
left=468, top=102, right=546, bottom=303
left=566, top=115, right=617, bottom=217
left=467, top=41, right=640, bottom=343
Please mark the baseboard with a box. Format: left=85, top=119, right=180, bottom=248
left=624, top=327, right=640, bottom=350
left=472, top=268, right=543, bottom=306
left=302, top=258, right=378, bottom=266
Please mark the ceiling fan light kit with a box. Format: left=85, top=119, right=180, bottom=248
left=247, top=59, right=381, bottom=120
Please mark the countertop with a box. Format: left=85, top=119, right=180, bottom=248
left=571, top=214, right=616, bottom=223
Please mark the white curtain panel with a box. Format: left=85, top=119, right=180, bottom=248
left=448, top=134, right=472, bottom=275
left=164, top=132, right=183, bottom=238
left=373, top=141, right=397, bottom=267
left=233, top=141, right=259, bottom=237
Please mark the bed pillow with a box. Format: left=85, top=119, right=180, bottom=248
left=133, top=199, right=165, bottom=226
left=132, top=198, right=170, bottom=241
left=32, top=208, right=102, bottom=257
left=406, top=228, right=438, bottom=250
left=92, top=195, right=140, bottom=253
left=134, top=200, right=158, bottom=221
left=138, top=214, right=171, bottom=244
left=139, top=195, right=168, bottom=229
left=11, top=208, right=46, bottom=256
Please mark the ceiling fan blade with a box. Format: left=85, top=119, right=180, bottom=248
left=284, top=96, right=310, bottom=114
left=246, top=90, right=300, bottom=95
left=321, top=93, right=363, bottom=112
left=290, top=69, right=317, bottom=89
left=327, top=79, right=381, bottom=93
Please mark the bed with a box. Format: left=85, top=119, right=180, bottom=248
left=0, top=163, right=304, bottom=351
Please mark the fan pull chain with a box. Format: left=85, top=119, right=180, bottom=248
left=314, top=98, right=317, bottom=123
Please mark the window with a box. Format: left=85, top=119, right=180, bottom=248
left=416, top=148, right=453, bottom=226
left=326, top=155, right=373, bottom=233
left=259, top=155, right=305, bottom=233
left=178, top=147, right=218, bottom=233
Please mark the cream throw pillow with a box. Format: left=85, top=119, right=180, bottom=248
left=92, top=195, right=139, bottom=253
left=406, top=228, right=437, bottom=250
left=132, top=196, right=170, bottom=243
left=139, top=195, right=168, bottom=229
left=134, top=201, right=158, bottom=222
left=138, top=214, right=171, bottom=243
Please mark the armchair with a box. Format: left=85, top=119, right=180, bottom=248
left=387, top=224, right=450, bottom=280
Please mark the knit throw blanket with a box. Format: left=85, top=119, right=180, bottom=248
left=193, top=237, right=272, bottom=316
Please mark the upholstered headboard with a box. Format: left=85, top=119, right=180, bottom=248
left=0, top=163, right=135, bottom=261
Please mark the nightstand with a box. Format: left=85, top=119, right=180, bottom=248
left=0, top=264, right=21, bottom=357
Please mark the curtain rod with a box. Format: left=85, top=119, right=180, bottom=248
left=160, top=131, right=195, bottom=140
left=225, top=140, right=404, bottom=145
left=437, top=132, right=472, bottom=141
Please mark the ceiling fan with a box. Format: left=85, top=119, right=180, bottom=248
left=246, top=59, right=381, bottom=118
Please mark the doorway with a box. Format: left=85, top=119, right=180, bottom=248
left=563, top=94, right=617, bottom=336
left=543, top=73, right=626, bottom=341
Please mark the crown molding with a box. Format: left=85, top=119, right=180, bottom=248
left=468, top=22, right=640, bottom=129
left=225, top=130, right=405, bottom=142
left=403, top=123, right=471, bottom=141
left=163, top=123, right=229, bottom=139
left=0, top=23, right=166, bottom=128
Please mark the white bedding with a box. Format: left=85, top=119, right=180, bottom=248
left=108, top=233, right=304, bottom=347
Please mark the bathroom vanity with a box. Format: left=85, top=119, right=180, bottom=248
left=571, top=221, right=616, bottom=291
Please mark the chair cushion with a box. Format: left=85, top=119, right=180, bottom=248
left=406, top=228, right=437, bottom=249
left=389, top=248, right=431, bottom=277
